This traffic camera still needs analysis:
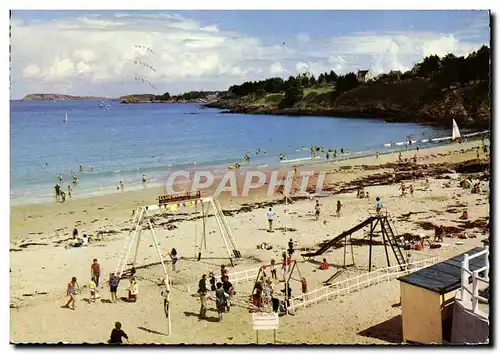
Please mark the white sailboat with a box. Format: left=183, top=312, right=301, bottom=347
left=452, top=119, right=461, bottom=141
left=63, top=112, right=68, bottom=123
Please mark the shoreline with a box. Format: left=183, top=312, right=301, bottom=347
left=11, top=137, right=489, bottom=208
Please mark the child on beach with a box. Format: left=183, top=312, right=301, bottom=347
left=64, top=277, right=79, bottom=310
left=169, top=248, right=178, bottom=271
left=399, top=182, right=406, bottom=196
left=270, top=259, right=277, bottom=279
left=128, top=278, right=138, bottom=302
left=375, top=197, right=383, bottom=215
left=319, top=258, right=329, bottom=270
left=215, top=282, right=229, bottom=322
left=209, top=271, right=216, bottom=291
left=109, top=273, right=120, bottom=303
left=301, top=277, right=308, bottom=299
left=109, top=321, right=129, bottom=344
left=89, top=277, right=97, bottom=303
left=67, top=185, right=72, bottom=199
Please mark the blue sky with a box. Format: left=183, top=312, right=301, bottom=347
left=10, top=10, right=490, bottom=98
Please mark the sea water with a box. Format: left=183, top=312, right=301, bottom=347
left=10, top=100, right=449, bottom=205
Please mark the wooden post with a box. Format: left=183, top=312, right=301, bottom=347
left=201, top=200, right=206, bottom=250
left=343, top=236, right=347, bottom=267
left=381, top=218, right=391, bottom=267
left=350, top=234, right=355, bottom=265
left=194, top=202, right=198, bottom=258
left=369, top=219, right=373, bottom=272
left=203, top=202, right=207, bottom=250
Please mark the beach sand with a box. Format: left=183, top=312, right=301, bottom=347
left=10, top=140, right=490, bottom=344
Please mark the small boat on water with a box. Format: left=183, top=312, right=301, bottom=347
left=63, top=112, right=68, bottom=123
left=452, top=119, right=461, bottom=141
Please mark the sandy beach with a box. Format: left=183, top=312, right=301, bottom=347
left=10, top=139, right=490, bottom=344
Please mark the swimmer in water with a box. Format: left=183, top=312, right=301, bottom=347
left=79, top=165, right=83, bottom=172
left=142, top=174, right=147, bottom=184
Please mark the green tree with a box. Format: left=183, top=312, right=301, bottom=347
left=336, top=73, right=359, bottom=93
left=416, top=55, right=441, bottom=78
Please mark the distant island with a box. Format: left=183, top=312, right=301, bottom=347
left=205, top=46, right=491, bottom=130
left=119, top=91, right=219, bottom=104
left=22, top=94, right=109, bottom=101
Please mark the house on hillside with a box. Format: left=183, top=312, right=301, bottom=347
left=357, top=69, right=373, bottom=83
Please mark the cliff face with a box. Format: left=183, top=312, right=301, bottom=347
left=22, top=94, right=108, bottom=100
left=206, top=79, right=491, bottom=129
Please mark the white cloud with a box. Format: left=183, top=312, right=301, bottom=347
left=295, top=62, right=309, bottom=73
left=269, top=61, right=286, bottom=75
left=10, top=12, right=489, bottom=98
left=297, top=32, right=310, bottom=43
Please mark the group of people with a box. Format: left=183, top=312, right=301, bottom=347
left=198, top=265, right=235, bottom=321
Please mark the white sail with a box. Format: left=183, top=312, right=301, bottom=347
left=64, top=112, right=68, bottom=123
left=452, top=119, right=461, bottom=140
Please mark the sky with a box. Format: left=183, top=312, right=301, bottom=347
left=10, top=10, right=491, bottom=99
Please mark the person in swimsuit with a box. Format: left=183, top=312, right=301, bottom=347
left=64, top=277, right=79, bottom=310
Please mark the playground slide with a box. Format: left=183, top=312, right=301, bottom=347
left=301, top=216, right=376, bottom=257
left=323, top=269, right=344, bottom=285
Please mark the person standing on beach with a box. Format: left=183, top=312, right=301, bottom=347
left=398, top=152, right=402, bottom=163
left=409, top=184, right=414, bottom=197
left=109, top=273, right=120, bottom=303
left=59, top=173, right=63, bottom=184
left=270, top=259, right=277, bottom=279
left=267, top=208, right=274, bottom=232
left=376, top=152, right=379, bottom=159
left=54, top=184, right=61, bottom=201
left=91, top=259, right=101, bottom=287
left=169, top=248, right=178, bottom=272
left=314, top=200, right=320, bottom=220
left=336, top=200, right=343, bottom=217
left=120, top=181, right=124, bottom=191
left=67, top=184, right=72, bottom=199
left=215, top=282, right=230, bottom=322
left=89, top=277, right=97, bottom=303
left=64, top=277, right=79, bottom=310
left=109, top=322, right=129, bottom=344
left=391, top=171, right=396, bottom=184
left=142, top=174, right=147, bottom=184
left=375, top=197, right=383, bottom=215
left=209, top=271, right=216, bottom=291
left=198, top=274, right=208, bottom=319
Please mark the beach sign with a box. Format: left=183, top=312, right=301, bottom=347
left=252, top=312, right=279, bottom=344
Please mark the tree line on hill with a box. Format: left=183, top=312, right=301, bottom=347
left=223, top=45, right=490, bottom=108
left=152, top=90, right=219, bottom=101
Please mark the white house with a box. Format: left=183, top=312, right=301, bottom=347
left=357, top=69, right=373, bottom=83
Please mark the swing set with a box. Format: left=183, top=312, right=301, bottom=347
left=251, top=255, right=305, bottom=312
